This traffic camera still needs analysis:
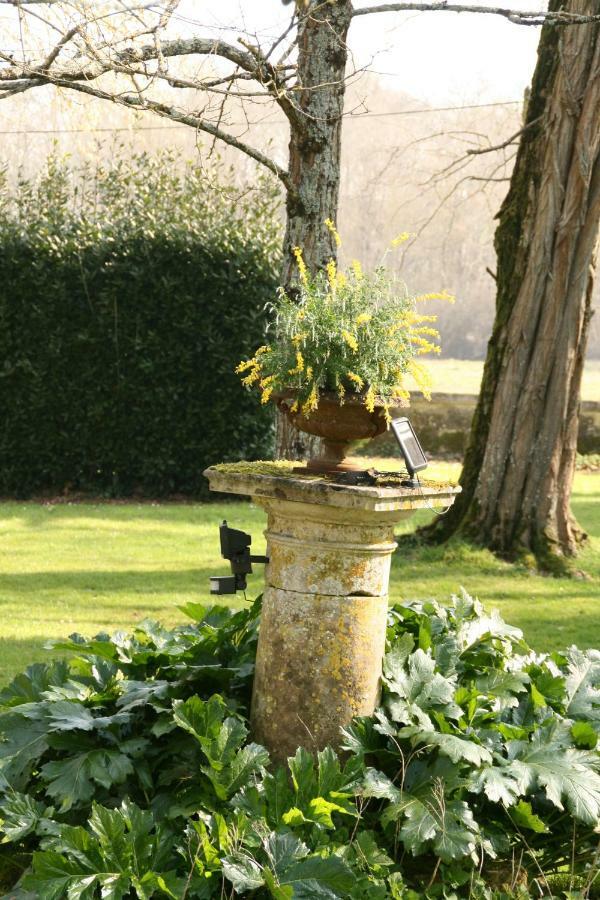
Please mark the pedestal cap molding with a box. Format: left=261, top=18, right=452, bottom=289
left=204, top=464, right=461, bottom=513
left=255, top=496, right=414, bottom=529
left=265, top=529, right=398, bottom=556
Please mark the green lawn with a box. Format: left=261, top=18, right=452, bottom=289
left=0, top=462, right=598, bottom=686
left=421, top=357, right=600, bottom=400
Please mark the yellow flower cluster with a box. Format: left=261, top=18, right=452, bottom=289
left=355, top=313, right=372, bottom=327
left=391, top=231, right=413, bottom=247
left=302, top=382, right=319, bottom=416
left=235, top=348, right=275, bottom=402
left=259, top=373, right=276, bottom=405
left=408, top=359, right=433, bottom=400
left=411, top=335, right=441, bottom=356
left=364, top=385, right=376, bottom=413
left=293, top=246, right=308, bottom=286
left=235, top=357, right=257, bottom=374
left=411, top=326, right=441, bottom=339
left=241, top=369, right=260, bottom=386
left=341, top=330, right=358, bottom=351
left=235, top=355, right=262, bottom=386
left=324, top=218, right=342, bottom=248
left=385, top=310, right=442, bottom=357
left=326, top=259, right=337, bottom=290
left=347, top=371, right=364, bottom=390
left=351, top=259, right=363, bottom=280
left=392, top=385, right=411, bottom=403
left=415, top=290, right=455, bottom=303
left=288, top=349, right=305, bottom=375
left=408, top=313, right=438, bottom=323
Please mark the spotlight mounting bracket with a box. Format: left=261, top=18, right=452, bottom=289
left=210, top=520, right=269, bottom=595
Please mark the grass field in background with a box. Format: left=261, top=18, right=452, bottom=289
left=0, top=461, right=598, bottom=686
left=421, top=358, right=600, bottom=400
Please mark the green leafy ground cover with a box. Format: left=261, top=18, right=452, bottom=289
left=0, top=593, right=598, bottom=898
left=0, top=465, right=598, bottom=687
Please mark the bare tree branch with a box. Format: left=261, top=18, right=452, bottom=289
left=10, top=0, right=597, bottom=25
left=465, top=117, right=542, bottom=156
left=352, top=3, right=600, bottom=27
left=0, top=54, right=293, bottom=192
left=0, top=37, right=257, bottom=81
left=468, top=174, right=511, bottom=182
left=37, top=23, right=80, bottom=72
left=69, top=82, right=291, bottom=191
left=0, top=32, right=301, bottom=124
left=2, top=0, right=594, bottom=271
left=0, top=76, right=42, bottom=96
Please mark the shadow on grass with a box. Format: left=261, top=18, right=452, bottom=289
left=0, top=567, right=215, bottom=594
left=392, top=534, right=600, bottom=601
left=0, top=498, right=258, bottom=527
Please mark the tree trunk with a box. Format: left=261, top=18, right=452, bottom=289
left=276, top=0, right=353, bottom=459
left=424, top=0, right=600, bottom=572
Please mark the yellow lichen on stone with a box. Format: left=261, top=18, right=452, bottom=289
left=252, top=587, right=388, bottom=761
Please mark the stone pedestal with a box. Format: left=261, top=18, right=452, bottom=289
left=204, top=463, right=459, bottom=762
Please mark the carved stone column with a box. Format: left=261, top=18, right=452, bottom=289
left=204, top=464, right=459, bottom=762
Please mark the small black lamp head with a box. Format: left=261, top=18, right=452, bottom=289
left=390, top=417, right=428, bottom=488
left=210, top=520, right=269, bottom=595
left=209, top=574, right=237, bottom=595
left=219, top=522, right=252, bottom=560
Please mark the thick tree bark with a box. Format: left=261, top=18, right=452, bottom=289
left=276, top=0, right=353, bottom=458
left=424, top=0, right=600, bottom=571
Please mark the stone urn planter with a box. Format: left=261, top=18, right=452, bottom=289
left=275, top=390, right=405, bottom=473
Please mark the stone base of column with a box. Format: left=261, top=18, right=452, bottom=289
left=251, top=587, right=388, bottom=760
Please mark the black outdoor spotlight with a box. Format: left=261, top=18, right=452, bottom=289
left=209, top=520, right=269, bottom=595
left=390, top=417, right=428, bottom=488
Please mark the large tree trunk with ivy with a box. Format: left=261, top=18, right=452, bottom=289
left=276, top=0, right=353, bottom=459
left=424, top=0, right=600, bottom=571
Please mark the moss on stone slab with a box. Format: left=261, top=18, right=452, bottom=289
left=211, top=460, right=299, bottom=477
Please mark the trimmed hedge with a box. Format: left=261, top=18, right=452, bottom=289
left=0, top=152, right=281, bottom=497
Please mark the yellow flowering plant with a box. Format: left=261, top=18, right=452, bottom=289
left=237, top=230, right=454, bottom=421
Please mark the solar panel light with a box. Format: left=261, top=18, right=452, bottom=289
left=390, top=416, right=428, bottom=488
left=210, top=520, right=269, bottom=595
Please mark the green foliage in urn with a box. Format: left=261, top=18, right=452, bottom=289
left=237, top=228, right=455, bottom=420
left=0, top=592, right=598, bottom=897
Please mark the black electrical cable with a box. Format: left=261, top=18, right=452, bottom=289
left=415, top=471, right=454, bottom=516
